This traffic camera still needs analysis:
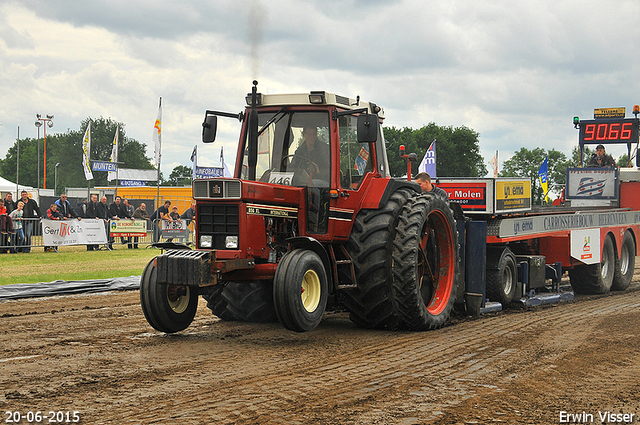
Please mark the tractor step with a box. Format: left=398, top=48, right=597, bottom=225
left=329, top=245, right=358, bottom=289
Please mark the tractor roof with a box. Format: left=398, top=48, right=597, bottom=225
left=246, top=91, right=384, bottom=118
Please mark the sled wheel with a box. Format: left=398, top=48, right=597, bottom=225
left=273, top=249, right=328, bottom=332
left=486, top=247, right=518, bottom=304
left=612, top=231, right=635, bottom=291
left=569, top=234, right=615, bottom=294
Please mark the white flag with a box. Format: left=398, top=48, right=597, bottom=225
left=190, top=145, right=197, bottom=179
left=418, top=139, right=436, bottom=177
left=488, top=150, right=498, bottom=178
left=153, top=98, right=162, bottom=168
left=81, top=122, right=93, bottom=180
left=221, top=146, right=232, bottom=177
left=107, top=125, right=119, bottom=182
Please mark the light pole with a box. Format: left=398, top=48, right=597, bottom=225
left=55, top=163, right=60, bottom=195
left=34, top=120, right=41, bottom=188
left=36, top=114, right=54, bottom=189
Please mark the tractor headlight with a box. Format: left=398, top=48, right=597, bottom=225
left=225, top=236, right=238, bottom=249
left=200, top=235, right=212, bottom=248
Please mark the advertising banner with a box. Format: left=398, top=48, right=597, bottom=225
left=570, top=228, right=601, bottom=265
left=438, top=181, right=488, bottom=211
left=495, top=180, right=531, bottom=213
left=566, top=168, right=618, bottom=199
left=92, top=161, right=117, bottom=172
left=161, top=219, right=189, bottom=238
left=42, top=219, right=108, bottom=246
left=119, top=180, right=146, bottom=187
left=109, top=220, right=147, bottom=237
left=195, top=166, right=223, bottom=179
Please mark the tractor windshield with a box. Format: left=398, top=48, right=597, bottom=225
left=241, top=111, right=331, bottom=188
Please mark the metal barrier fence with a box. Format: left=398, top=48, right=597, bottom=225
left=0, top=218, right=195, bottom=253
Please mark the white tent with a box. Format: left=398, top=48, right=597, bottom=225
left=0, top=175, right=36, bottom=199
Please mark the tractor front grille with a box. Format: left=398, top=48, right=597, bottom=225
left=197, top=203, right=240, bottom=250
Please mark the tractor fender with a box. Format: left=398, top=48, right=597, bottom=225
left=375, top=178, right=421, bottom=209
left=285, top=236, right=334, bottom=290
left=359, top=177, right=420, bottom=210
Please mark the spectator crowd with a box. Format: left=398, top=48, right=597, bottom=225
left=1, top=191, right=195, bottom=253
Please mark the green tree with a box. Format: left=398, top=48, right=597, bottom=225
left=0, top=117, right=155, bottom=194
left=500, top=147, right=569, bottom=205
left=384, top=123, right=486, bottom=178
left=168, top=165, right=193, bottom=186
left=617, top=154, right=630, bottom=167
left=0, top=137, right=41, bottom=188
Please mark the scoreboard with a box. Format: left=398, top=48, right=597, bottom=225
left=578, top=118, right=638, bottom=145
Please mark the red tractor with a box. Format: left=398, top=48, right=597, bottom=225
left=140, top=81, right=460, bottom=333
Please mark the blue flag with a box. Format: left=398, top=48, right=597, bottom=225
left=538, top=156, right=549, bottom=202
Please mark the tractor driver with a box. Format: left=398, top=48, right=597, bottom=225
left=290, top=126, right=330, bottom=184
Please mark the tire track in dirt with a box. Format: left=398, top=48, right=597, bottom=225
left=99, top=290, right=640, bottom=424
left=2, top=287, right=640, bottom=424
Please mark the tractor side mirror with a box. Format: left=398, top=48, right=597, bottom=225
left=357, top=114, right=379, bottom=143
left=202, top=114, right=218, bottom=143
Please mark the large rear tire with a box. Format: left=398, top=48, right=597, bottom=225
left=612, top=231, right=635, bottom=291
left=486, top=247, right=518, bottom=304
left=201, top=285, right=235, bottom=321
left=569, top=234, right=615, bottom=294
left=202, top=282, right=277, bottom=322
left=273, top=249, right=328, bottom=332
left=392, top=194, right=460, bottom=330
left=140, top=258, right=198, bottom=333
left=223, top=281, right=278, bottom=322
left=342, top=189, right=413, bottom=329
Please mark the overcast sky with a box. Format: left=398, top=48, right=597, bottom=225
left=1, top=0, right=640, bottom=181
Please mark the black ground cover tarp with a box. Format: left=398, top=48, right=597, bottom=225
left=0, top=276, right=140, bottom=301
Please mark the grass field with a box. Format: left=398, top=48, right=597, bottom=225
left=0, top=245, right=159, bottom=285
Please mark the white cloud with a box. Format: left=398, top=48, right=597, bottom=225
left=1, top=0, right=640, bottom=180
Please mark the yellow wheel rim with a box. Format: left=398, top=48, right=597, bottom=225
left=301, top=269, right=321, bottom=313
left=167, top=285, right=190, bottom=314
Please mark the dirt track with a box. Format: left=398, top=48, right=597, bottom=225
left=2, top=273, right=640, bottom=424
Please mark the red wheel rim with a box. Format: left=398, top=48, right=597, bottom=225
left=418, top=209, right=455, bottom=315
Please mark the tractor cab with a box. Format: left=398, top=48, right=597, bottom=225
left=202, top=82, right=390, bottom=236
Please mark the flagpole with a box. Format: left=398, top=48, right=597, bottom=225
left=113, top=125, right=119, bottom=198
left=155, top=97, right=162, bottom=210
left=16, top=126, right=19, bottom=197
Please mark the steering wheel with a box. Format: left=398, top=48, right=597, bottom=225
left=281, top=154, right=319, bottom=176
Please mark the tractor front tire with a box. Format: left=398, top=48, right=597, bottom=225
left=140, top=258, right=198, bottom=333
left=273, top=249, right=328, bottom=332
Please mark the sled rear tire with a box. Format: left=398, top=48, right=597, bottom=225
left=612, top=231, right=635, bottom=291
left=569, top=235, right=615, bottom=294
